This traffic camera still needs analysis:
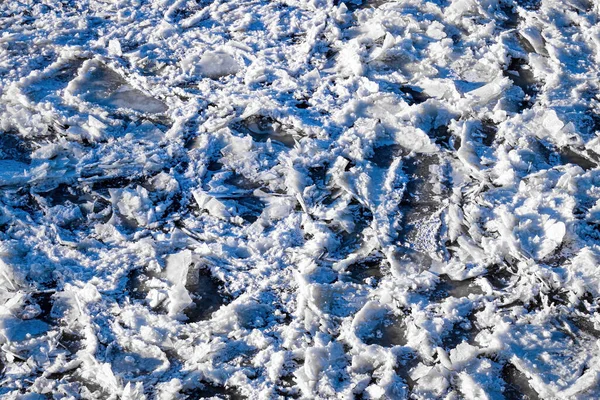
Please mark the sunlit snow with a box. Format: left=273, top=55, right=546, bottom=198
left=0, top=0, right=599, bottom=399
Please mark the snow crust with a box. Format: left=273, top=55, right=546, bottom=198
left=0, top=0, right=600, bottom=398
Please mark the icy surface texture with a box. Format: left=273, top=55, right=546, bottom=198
left=0, top=0, right=599, bottom=398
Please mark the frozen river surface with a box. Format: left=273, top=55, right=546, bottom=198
left=0, top=0, right=600, bottom=398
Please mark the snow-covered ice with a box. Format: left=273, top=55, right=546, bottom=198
left=0, top=0, right=600, bottom=398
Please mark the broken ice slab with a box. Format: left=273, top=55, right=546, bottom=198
left=204, top=172, right=267, bottom=222
left=0, top=317, right=50, bottom=342
left=193, top=189, right=233, bottom=220
left=516, top=217, right=566, bottom=261
left=182, top=50, right=240, bottom=79
left=193, top=187, right=267, bottom=223
left=464, top=77, right=512, bottom=109
left=0, top=159, right=30, bottom=187
left=66, top=60, right=167, bottom=114
left=26, top=58, right=86, bottom=102
left=109, top=186, right=156, bottom=229
left=164, top=250, right=193, bottom=285
left=519, top=27, right=548, bottom=56
left=452, top=119, right=496, bottom=150
left=196, top=51, right=240, bottom=79
left=339, top=0, right=399, bottom=11
left=164, top=250, right=194, bottom=317
left=232, top=116, right=300, bottom=148
left=500, top=322, right=592, bottom=396
left=334, top=0, right=363, bottom=11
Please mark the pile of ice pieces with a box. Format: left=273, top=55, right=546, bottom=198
left=0, top=0, right=599, bottom=398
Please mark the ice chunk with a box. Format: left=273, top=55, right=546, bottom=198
left=164, top=250, right=194, bottom=317
left=0, top=317, right=49, bottom=341
left=448, top=342, right=479, bottom=370
left=0, top=159, right=29, bottom=186
left=66, top=60, right=167, bottom=114
left=464, top=77, right=512, bottom=108
left=369, top=32, right=396, bottom=61
left=520, top=27, right=547, bottom=56
left=167, top=282, right=193, bottom=318
left=262, top=196, right=295, bottom=221
left=537, top=219, right=565, bottom=259
left=164, top=250, right=192, bottom=285
left=421, top=78, right=460, bottom=101
left=336, top=40, right=364, bottom=76
left=303, top=347, right=329, bottom=381
left=108, top=39, right=122, bottom=57
left=454, top=121, right=483, bottom=174
left=542, top=110, right=565, bottom=134
left=0, top=258, right=21, bottom=291
left=122, top=382, right=146, bottom=400
left=185, top=51, right=240, bottom=79
left=410, top=363, right=450, bottom=397
left=557, top=368, right=600, bottom=398
left=192, top=189, right=232, bottom=220
left=78, top=354, right=122, bottom=396
left=110, top=186, right=155, bottom=227
left=51, top=290, right=81, bottom=322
